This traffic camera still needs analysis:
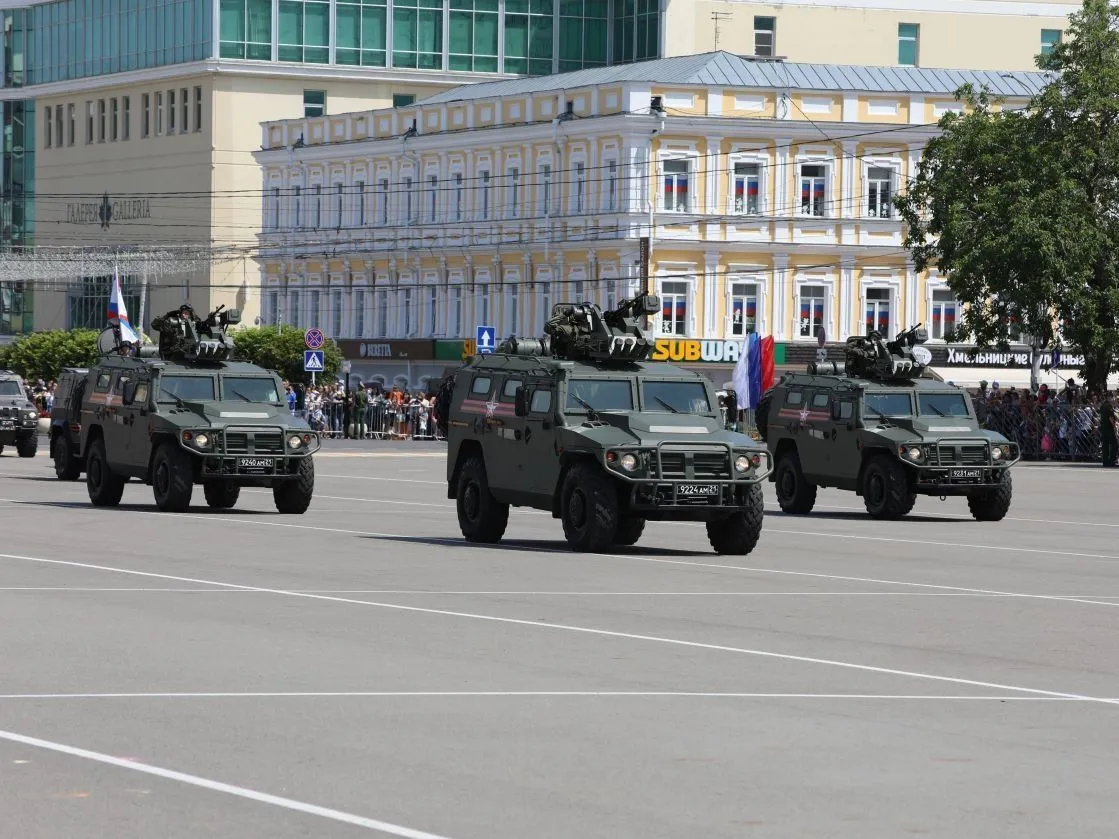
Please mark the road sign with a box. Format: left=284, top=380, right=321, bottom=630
left=476, top=325, right=495, bottom=355
left=304, top=350, right=325, bottom=372
left=304, top=328, right=324, bottom=349
left=341, top=360, right=352, bottom=374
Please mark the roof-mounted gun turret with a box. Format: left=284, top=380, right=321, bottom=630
left=541, top=295, right=660, bottom=363
left=151, top=303, right=242, bottom=362
left=844, top=324, right=931, bottom=381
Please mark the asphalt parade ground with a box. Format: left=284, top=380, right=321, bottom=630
left=1, top=443, right=1118, bottom=838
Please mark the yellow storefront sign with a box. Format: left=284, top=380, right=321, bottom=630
left=461, top=339, right=477, bottom=359
left=650, top=338, right=743, bottom=363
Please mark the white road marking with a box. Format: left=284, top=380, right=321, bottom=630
left=0, top=691, right=1111, bottom=702
left=0, top=551, right=1115, bottom=706
left=0, top=727, right=453, bottom=839
left=321, top=474, right=444, bottom=485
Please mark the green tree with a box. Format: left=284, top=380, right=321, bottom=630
left=230, top=325, right=343, bottom=385
left=0, top=329, right=101, bottom=381
left=897, top=0, right=1119, bottom=390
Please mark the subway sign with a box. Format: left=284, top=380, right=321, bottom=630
left=650, top=338, right=748, bottom=363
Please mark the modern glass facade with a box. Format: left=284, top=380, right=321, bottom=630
left=220, top=0, right=659, bottom=75
left=1, top=11, right=34, bottom=334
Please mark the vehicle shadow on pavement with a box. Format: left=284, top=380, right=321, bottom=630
left=13, top=499, right=273, bottom=515
left=765, top=510, right=960, bottom=524
left=360, top=534, right=714, bottom=557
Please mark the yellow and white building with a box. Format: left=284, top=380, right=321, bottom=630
left=253, top=51, right=1048, bottom=386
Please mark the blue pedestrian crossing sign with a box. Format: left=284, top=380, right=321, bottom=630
left=476, top=325, right=496, bottom=355
left=303, top=350, right=325, bottom=372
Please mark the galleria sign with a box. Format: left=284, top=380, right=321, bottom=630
left=66, top=193, right=152, bottom=229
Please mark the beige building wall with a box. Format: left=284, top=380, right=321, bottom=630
left=666, top=0, right=1077, bottom=70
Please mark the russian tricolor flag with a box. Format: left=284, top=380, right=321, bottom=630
left=732, top=332, right=775, bottom=410
left=107, top=269, right=140, bottom=345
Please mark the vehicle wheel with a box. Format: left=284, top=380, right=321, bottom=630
left=967, top=470, right=1012, bottom=521
left=273, top=457, right=314, bottom=514
left=862, top=456, right=915, bottom=520
left=455, top=456, right=508, bottom=542
left=16, top=433, right=38, bottom=458
left=204, top=480, right=241, bottom=510
left=53, top=436, right=81, bottom=480
left=613, top=516, right=646, bottom=547
left=774, top=449, right=816, bottom=514
left=706, top=482, right=764, bottom=555
left=86, top=437, right=125, bottom=507
left=0, top=444, right=4, bottom=455
left=560, top=462, right=619, bottom=552
left=152, top=442, right=194, bottom=512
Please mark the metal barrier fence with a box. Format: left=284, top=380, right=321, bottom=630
left=296, top=401, right=444, bottom=441
left=975, top=401, right=1105, bottom=461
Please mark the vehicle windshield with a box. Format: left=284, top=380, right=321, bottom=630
left=157, top=375, right=215, bottom=402
left=917, top=392, right=969, bottom=417
left=641, top=380, right=712, bottom=414
left=221, top=376, right=280, bottom=402
left=565, top=378, right=633, bottom=412
left=863, top=392, right=913, bottom=417
left=0, top=381, right=22, bottom=397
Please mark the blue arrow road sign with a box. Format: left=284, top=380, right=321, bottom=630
left=304, top=350, right=325, bottom=372
left=476, top=325, right=495, bottom=354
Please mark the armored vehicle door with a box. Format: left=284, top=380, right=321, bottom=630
left=518, top=378, right=561, bottom=498
left=830, top=394, right=858, bottom=482
left=89, top=369, right=128, bottom=467
left=486, top=374, right=527, bottom=491
left=119, top=373, right=153, bottom=473
left=797, top=389, right=835, bottom=481
left=460, top=371, right=513, bottom=488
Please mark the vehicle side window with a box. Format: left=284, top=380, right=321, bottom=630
left=530, top=390, right=552, bottom=413
left=812, top=392, right=830, bottom=409
left=470, top=375, right=492, bottom=395
left=94, top=372, right=111, bottom=391
left=501, top=378, right=522, bottom=401
left=785, top=390, right=803, bottom=406
left=134, top=383, right=149, bottom=404
left=837, top=401, right=854, bottom=420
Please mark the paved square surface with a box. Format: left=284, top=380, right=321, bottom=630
left=1, top=442, right=1117, bottom=837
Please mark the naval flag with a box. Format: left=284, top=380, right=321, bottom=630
left=731, top=332, right=776, bottom=410
left=107, top=269, right=140, bottom=345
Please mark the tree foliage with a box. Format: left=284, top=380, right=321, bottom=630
left=230, top=325, right=343, bottom=385
left=0, top=329, right=101, bottom=381
left=897, top=0, right=1119, bottom=389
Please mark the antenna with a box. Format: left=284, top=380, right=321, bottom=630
left=711, top=11, right=732, bottom=51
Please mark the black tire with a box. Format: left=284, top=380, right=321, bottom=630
left=613, top=516, right=646, bottom=547
left=455, top=456, right=508, bottom=542
left=16, top=433, right=37, bottom=458
left=560, top=462, right=619, bottom=552
left=204, top=480, right=241, bottom=510
left=862, top=455, right=916, bottom=520
left=86, top=437, right=125, bottom=507
left=967, top=470, right=1012, bottom=521
left=53, top=435, right=81, bottom=480
left=273, top=456, right=315, bottom=514
left=0, top=444, right=4, bottom=455
left=152, top=442, right=195, bottom=512
left=706, top=482, right=765, bottom=555
left=774, top=449, right=817, bottom=514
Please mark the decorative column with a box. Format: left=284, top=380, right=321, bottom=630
left=703, top=250, right=719, bottom=338
left=840, top=257, right=855, bottom=337
left=772, top=253, right=789, bottom=340
left=905, top=257, right=919, bottom=328
left=841, top=140, right=857, bottom=242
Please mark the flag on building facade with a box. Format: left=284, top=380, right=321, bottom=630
left=107, top=269, right=140, bottom=345
left=732, top=332, right=776, bottom=410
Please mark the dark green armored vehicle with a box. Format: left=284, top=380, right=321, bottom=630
left=756, top=326, right=1018, bottom=521
left=441, top=296, right=772, bottom=554
left=0, top=368, right=40, bottom=458
left=78, top=304, right=319, bottom=513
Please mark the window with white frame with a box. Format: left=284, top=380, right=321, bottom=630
left=309, top=290, right=321, bottom=328
left=573, top=162, right=586, bottom=214
left=375, top=289, right=388, bottom=337
left=480, top=170, right=491, bottom=220
left=605, top=160, right=618, bottom=212
left=539, top=163, right=552, bottom=215
left=537, top=281, right=551, bottom=331
left=572, top=279, right=585, bottom=304
left=659, top=280, right=688, bottom=335
left=265, top=290, right=278, bottom=325
left=478, top=282, right=491, bottom=324
left=354, top=289, right=365, bottom=337
left=334, top=184, right=344, bottom=228
left=292, top=186, right=302, bottom=228
left=754, top=16, right=775, bottom=56
left=508, top=285, right=519, bottom=335
left=376, top=178, right=388, bottom=224
left=506, top=166, right=520, bottom=218
left=798, top=284, right=826, bottom=338
left=605, top=280, right=617, bottom=311
left=427, top=175, right=438, bottom=222
left=312, top=185, right=322, bottom=228
left=663, top=159, right=690, bottom=212
left=453, top=173, right=464, bottom=221
left=404, top=176, right=414, bottom=222
left=331, top=289, right=342, bottom=336
left=355, top=181, right=366, bottom=226
left=930, top=288, right=958, bottom=341
left=865, top=287, right=892, bottom=335
left=401, top=287, right=415, bottom=337
left=734, top=162, right=760, bottom=214
left=799, top=164, right=827, bottom=217
left=268, top=187, right=281, bottom=230
left=288, top=290, right=300, bottom=329
left=450, top=286, right=463, bottom=336
left=866, top=167, right=893, bottom=218
left=427, top=285, right=437, bottom=336
left=729, top=281, right=759, bottom=336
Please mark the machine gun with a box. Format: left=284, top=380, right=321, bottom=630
left=844, top=324, right=931, bottom=381
left=541, top=295, right=661, bottom=363
left=152, top=304, right=242, bottom=362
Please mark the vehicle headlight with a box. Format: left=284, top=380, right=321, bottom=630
left=26, top=410, right=37, bottom=419
left=619, top=453, right=638, bottom=472
left=991, top=445, right=1004, bottom=461
left=734, top=455, right=750, bottom=473
left=194, top=433, right=210, bottom=448
left=288, top=434, right=303, bottom=449
left=899, top=445, right=924, bottom=462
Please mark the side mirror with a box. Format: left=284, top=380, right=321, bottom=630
left=122, top=381, right=136, bottom=405
left=514, top=387, right=529, bottom=417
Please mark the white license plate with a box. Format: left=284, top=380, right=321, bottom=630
left=950, top=468, right=982, bottom=479
left=0, top=421, right=13, bottom=430
left=678, top=483, right=719, bottom=497
left=238, top=457, right=273, bottom=472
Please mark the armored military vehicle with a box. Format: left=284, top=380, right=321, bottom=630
left=49, top=366, right=89, bottom=479
left=756, top=325, right=1018, bottom=521
left=0, top=369, right=40, bottom=458
left=78, top=304, right=319, bottom=513
left=442, top=295, right=773, bottom=554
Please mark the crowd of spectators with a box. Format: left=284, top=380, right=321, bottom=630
left=27, top=379, right=56, bottom=414
left=282, top=380, right=439, bottom=440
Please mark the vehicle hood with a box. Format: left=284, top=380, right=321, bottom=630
left=864, top=416, right=1007, bottom=443
left=2, top=397, right=34, bottom=409
left=561, top=411, right=759, bottom=447
left=161, top=400, right=309, bottom=428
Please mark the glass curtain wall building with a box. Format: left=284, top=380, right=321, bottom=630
left=1, top=10, right=35, bottom=334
